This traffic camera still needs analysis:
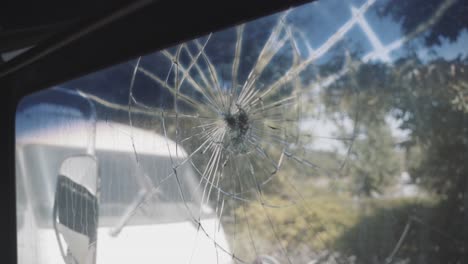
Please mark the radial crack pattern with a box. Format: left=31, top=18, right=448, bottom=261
left=52, top=1, right=462, bottom=263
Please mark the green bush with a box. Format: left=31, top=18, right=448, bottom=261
left=226, top=194, right=358, bottom=261
left=336, top=198, right=468, bottom=264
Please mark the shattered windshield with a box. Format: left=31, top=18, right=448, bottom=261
left=16, top=0, right=468, bottom=263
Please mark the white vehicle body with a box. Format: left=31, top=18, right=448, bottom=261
left=16, top=97, right=232, bottom=264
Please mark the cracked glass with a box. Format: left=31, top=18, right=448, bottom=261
left=16, top=0, right=468, bottom=263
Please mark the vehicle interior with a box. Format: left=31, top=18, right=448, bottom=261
left=2, top=0, right=467, bottom=263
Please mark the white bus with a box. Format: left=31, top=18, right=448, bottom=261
left=16, top=88, right=232, bottom=264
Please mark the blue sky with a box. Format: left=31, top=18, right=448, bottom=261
left=289, top=0, right=467, bottom=64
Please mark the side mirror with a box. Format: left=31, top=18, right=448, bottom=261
left=53, top=155, right=99, bottom=264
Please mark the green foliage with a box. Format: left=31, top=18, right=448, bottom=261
left=321, top=57, right=468, bottom=198
left=347, top=123, right=401, bottom=196
left=321, top=62, right=402, bottom=196
left=337, top=198, right=468, bottom=264
left=228, top=194, right=358, bottom=261
left=388, top=58, right=468, bottom=196
left=227, top=194, right=468, bottom=264
left=318, top=57, right=468, bottom=262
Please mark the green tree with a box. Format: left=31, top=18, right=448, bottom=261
left=348, top=123, right=400, bottom=196
left=325, top=57, right=468, bottom=263
left=389, top=58, right=468, bottom=197
left=321, top=62, right=401, bottom=196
